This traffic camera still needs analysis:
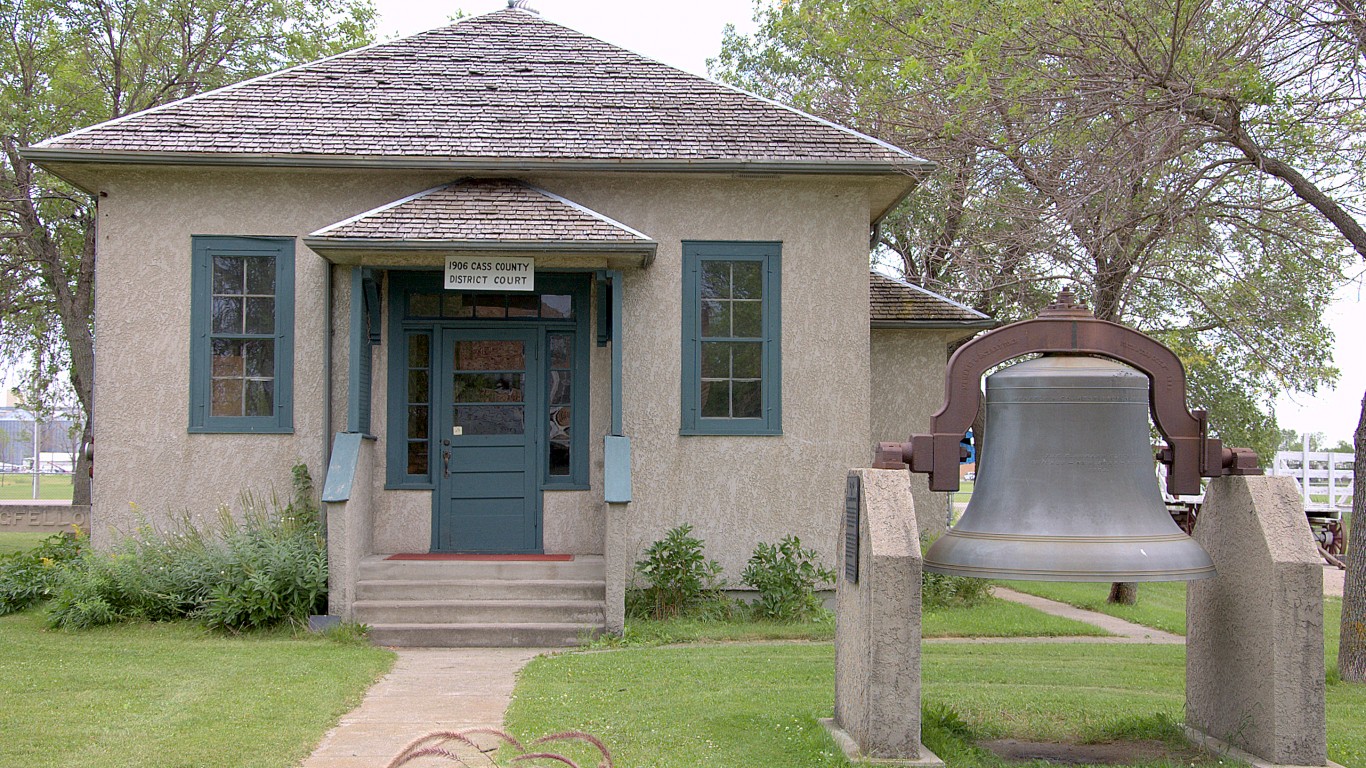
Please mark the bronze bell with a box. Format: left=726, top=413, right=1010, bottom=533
left=924, top=355, right=1216, bottom=582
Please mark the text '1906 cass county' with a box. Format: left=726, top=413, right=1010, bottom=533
left=444, top=256, right=535, bottom=291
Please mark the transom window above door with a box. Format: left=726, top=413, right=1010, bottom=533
left=406, top=292, right=573, bottom=320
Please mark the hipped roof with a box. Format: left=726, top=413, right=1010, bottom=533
left=27, top=9, right=930, bottom=193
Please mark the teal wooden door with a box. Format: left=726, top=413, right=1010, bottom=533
left=433, top=327, right=541, bottom=553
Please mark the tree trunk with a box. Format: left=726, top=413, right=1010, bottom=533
left=1338, top=390, right=1366, bottom=681
left=1108, top=581, right=1138, bottom=605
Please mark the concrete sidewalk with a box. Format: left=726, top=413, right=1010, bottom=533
left=301, top=647, right=548, bottom=768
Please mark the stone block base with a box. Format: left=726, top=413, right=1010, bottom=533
left=820, top=719, right=944, bottom=767
left=1183, top=727, right=1345, bottom=768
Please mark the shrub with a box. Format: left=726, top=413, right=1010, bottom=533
left=630, top=524, right=724, bottom=619
left=0, top=530, right=85, bottom=616
left=741, top=535, right=835, bottom=621
left=921, top=570, right=992, bottom=608
left=47, top=463, right=327, bottom=632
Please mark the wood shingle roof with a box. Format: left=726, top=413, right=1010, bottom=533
left=32, top=9, right=930, bottom=173
left=870, top=272, right=995, bottom=328
left=303, top=178, right=656, bottom=263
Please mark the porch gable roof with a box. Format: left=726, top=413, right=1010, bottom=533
left=303, top=178, right=657, bottom=264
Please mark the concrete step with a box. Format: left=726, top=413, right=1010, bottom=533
left=367, top=622, right=601, bottom=648
left=353, top=598, right=605, bottom=625
left=358, top=555, right=605, bottom=582
left=356, top=578, right=605, bottom=602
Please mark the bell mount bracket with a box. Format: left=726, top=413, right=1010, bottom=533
left=873, top=289, right=1261, bottom=496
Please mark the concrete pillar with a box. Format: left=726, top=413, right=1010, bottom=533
left=825, top=468, right=942, bottom=766
left=324, top=436, right=376, bottom=621
left=1186, top=475, right=1332, bottom=767
left=603, top=501, right=628, bottom=635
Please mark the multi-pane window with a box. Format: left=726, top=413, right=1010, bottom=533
left=547, top=333, right=574, bottom=476
left=699, top=261, right=764, bottom=419
left=406, top=333, right=432, bottom=475
left=681, top=242, right=781, bottom=435
left=210, top=255, right=276, bottom=417
left=190, top=236, right=294, bottom=433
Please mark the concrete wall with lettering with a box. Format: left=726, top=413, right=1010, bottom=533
left=0, top=503, right=90, bottom=533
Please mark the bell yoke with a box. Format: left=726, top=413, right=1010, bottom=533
left=875, top=289, right=1262, bottom=582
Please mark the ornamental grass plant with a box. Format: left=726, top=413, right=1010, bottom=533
left=44, top=464, right=327, bottom=632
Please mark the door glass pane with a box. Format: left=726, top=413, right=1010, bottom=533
left=550, top=404, right=571, bottom=476
left=474, top=294, right=506, bottom=318
left=408, top=370, right=429, bottom=402
left=540, top=294, right=573, bottom=318
left=454, top=405, right=524, bottom=435
left=548, top=370, right=571, bottom=404
left=409, top=334, right=430, bottom=367
left=443, top=294, right=473, bottom=318
left=408, top=406, right=429, bottom=439
left=453, top=372, right=525, bottom=403
left=407, top=441, right=428, bottom=475
left=548, top=334, right=572, bottom=368
left=454, top=340, right=524, bottom=371
left=507, top=294, right=539, bottom=317
left=410, top=294, right=440, bottom=316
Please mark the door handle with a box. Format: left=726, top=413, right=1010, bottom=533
left=442, top=442, right=451, bottom=479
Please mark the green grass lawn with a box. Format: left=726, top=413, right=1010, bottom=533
left=507, top=636, right=1366, bottom=768
left=507, top=590, right=1366, bottom=767
left=0, top=610, right=394, bottom=768
left=0, top=531, right=47, bottom=555
left=603, top=597, right=1108, bottom=647
left=0, top=473, right=74, bottom=501
left=997, top=580, right=1189, bottom=634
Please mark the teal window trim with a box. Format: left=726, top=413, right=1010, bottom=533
left=188, top=235, right=294, bottom=434
left=384, top=271, right=591, bottom=490
left=680, top=241, right=782, bottom=435
left=346, top=268, right=381, bottom=436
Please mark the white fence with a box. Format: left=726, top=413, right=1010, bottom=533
left=1270, top=449, right=1355, bottom=515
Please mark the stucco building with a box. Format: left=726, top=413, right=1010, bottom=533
left=24, top=7, right=990, bottom=644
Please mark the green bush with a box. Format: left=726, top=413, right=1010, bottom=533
left=741, top=535, right=835, bottom=621
left=47, top=464, right=327, bottom=632
left=0, top=531, right=85, bottom=616
left=922, top=570, right=993, bottom=608
left=629, top=524, right=725, bottom=619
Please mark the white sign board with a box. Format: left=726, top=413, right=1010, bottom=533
left=444, top=256, right=535, bottom=291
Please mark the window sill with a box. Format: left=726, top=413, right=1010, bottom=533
left=188, top=426, right=294, bottom=435
left=679, top=427, right=783, bottom=436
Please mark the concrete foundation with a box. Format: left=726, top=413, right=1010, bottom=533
left=831, top=468, right=941, bottom=766
left=1186, top=475, right=1331, bottom=767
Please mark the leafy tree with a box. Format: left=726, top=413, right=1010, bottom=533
left=716, top=0, right=1346, bottom=606
left=716, top=0, right=1343, bottom=465
left=0, top=0, right=376, bottom=504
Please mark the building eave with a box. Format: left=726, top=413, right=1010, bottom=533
left=302, top=236, right=657, bottom=267
left=19, top=147, right=934, bottom=176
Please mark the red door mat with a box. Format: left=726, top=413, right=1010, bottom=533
left=384, top=553, right=575, bottom=562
